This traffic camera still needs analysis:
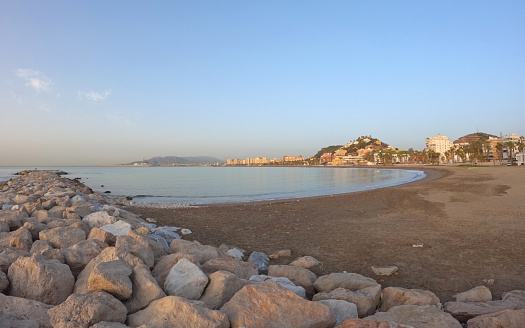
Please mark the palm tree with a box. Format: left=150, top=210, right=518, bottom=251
left=495, top=142, right=504, bottom=165
left=516, top=139, right=525, bottom=165
left=505, top=141, right=515, bottom=164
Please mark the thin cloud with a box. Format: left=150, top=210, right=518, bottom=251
left=80, top=89, right=111, bottom=102
left=15, top=69, right=52, bottom=92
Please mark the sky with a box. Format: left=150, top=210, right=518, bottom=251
left=1, top=1, right=524, bottom=166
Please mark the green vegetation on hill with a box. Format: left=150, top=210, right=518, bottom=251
left=314, top=145, right=343, bottom=158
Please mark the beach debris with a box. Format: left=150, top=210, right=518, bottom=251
left=412, top=243, right=424, bottom=248
left=483, top=278, right=495, bottom=285
left=248, top=251, right=270, bottom=271
left=371, top=265, right=399, bottom=276
left=268, top=249, right=292, bottom=259
left=145, top=217, right=158, bottom=223
left=181, top=228, right=192, bottom=235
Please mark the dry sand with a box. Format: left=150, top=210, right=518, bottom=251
left=127, top=165, right=525, bottom=302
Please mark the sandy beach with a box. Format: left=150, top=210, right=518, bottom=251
left=127, top=165, right=525, bottom=302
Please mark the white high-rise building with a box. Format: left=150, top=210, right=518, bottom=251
left=426, top=134, right=453, bottom=156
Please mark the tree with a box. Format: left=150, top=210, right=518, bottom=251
left=505, top=141, right=515, bottom=164
left=495, top=142, right=504, bottom=165
left=516, top=139, right=525, bottom=164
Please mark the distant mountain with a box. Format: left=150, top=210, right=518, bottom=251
left=453, top=132, right=497, bottom=145
left=125, top=156, right=225, bottom=166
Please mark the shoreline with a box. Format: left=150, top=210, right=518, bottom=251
left=127, top=165, right=525, bottom=302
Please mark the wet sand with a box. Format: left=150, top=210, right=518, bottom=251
left=126, top=165, right=525, bottom=302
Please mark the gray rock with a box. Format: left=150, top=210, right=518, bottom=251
left=466, top=309, right=525, bottom=328
left=62, top=239, right=108, bottom=276
left=115, top=232, right=154, bottom=268
left=453, top=286, right=492, bottom=303
left=168, top=239, right=219, bottom=264
left=0, top=292, right=53, bottom=328
left=317, top=299, right=359, bottom=326
left=83, top=211, right=116, bottom=227
left=226, top=248, right=244, bottom=260
left=314, top=272, right=379, bottom=293
left=289, top=255, right=321, bottom=269
left=100, top=220, right=132, bottom=237
left=164, top=258, right=209, bottom=300
left=201, top=257, right=258, bottom=280
left=0, top=269, right=8, bottom=292
left=444, top=300, right=517, bottom=323
left=249, top=274, right=306, bottom=298
left=39, top=225, right=86, bottom=249
left=152, top=253, right=201, bottom=288
left=313, top=285, right=382, bottom=318
left=247, top=251, right=269, bottom=271
left=502, top=290, right=525, bottom=309
left=381, top=286, right=440, bottom=312
left=88, top=259, right=133, bottom=300
left=0, top=248, right=30, bottom=273
left=371, top=265, right=398, bottom=276
left=268, top=264, right=317, bottom=296
left=365, top=304, right=462, bottom=328
left=200, top=270, right=250, bottom=309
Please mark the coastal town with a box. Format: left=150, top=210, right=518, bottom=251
left=226, top=132, right=525, bottom=167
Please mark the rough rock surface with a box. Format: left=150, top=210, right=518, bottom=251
left=314, top=272, right=380, bottom=293
left=453, top=285, right=492, bottom=303
left=199, top=270, right=249, bottom=310
left=502, top=290, right=525, bottom=309
left=381, top=287, right=441, bottom=312
left=466, top=309, right=525, bottom=328
left=87, top=227, right=116, bottom=245
left=443, top=300, right=517, bottom=323
left=62, top=239, right=108, bottom=276
left=87, top=259, right=133, bottom=300
left=313, top=285, right=382, bottom=318
left=164, top=258, right=209, bottom=300
left=8, top=254, right=74, bottom=305
left=268, top=264, right=317, bottom=296
left=201, top=257, right=258, bottom=280
left=152, top=253, right=200, bottom=287
left=290, top=255, right=321, bottom=269
left=338, top=319, right=408, bottom=328
left=249, top=274, right=307, bottom=298
left=127, top=295, right=230, bottom=328
left=220, top=280, right=336, bottom=328
left=317, top=299, right=359, bottom=326
left=0, top=292, right=53, bottom=328
left=39, top=226, right=86, bottom=249
left=169, top=239, right=219, bottom=264
left=47, top=291, right=127, bottom=328
left=115, top=232, right=154, bottom=268
left=365, top=304, right=462, bottom=328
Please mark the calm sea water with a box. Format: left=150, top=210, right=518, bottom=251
left=0, top=166, right=425, bottom=205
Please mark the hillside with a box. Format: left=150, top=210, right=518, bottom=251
left=453, top=132, right=497, bottom=145
left=314, top=136, right=391, bottom=158
left=125, top=156, right=225, bottom=166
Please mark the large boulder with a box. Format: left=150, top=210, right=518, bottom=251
left=39, top=226, right=86, bottom=248
left=87, top=259, right=133, bottom=300
left=201, top=257, right=258, bottom=280
left=338, top=319, right=407, bottom=328
left=0, top=292, right=53, bottom=328
left=502, top=290, right=525, bottom=309
left=443, top=300, right=517, bottom=323
left=381, top=287, right=440, bottom=312
left=127, top=296, right=229, bottom=328
left=453, top=286, right=492, bottom=303
left=313, top=285, right=382, bottom=318
left=268, top=264, right=317, bottom=296
left=0, top=248, right=30, bottom=272
left=47, top=291, right=127, bottom=328
left=29, top=240, right=64, bottom=263
left=365, top=304, right=462, bottom=328
left=199, top=270, right=250, bottom=310
left=82, top=211, right=116, bottom=227
left=0, top=269, right=8, bottom=292
left=100, top=220, right=132, bottom=237
left=62, top=239, right=108, bottom=276
left=8, top=254, right=74, bottom=305
left=152, top=253, right=200, bottom=287
left=0, top=227, right=33, bottom=251
left=75, top=247, right=165, bottom=314
left=317, top=299, right=359, bottom=326
left=220, top=281, right=336, bottom=328
left=88, top=227, right=116, bottom=246
left=314, top=272, right=379, bottom=293
left=169, top=239, right=219, bottom=264
left=164, top=258, right=209, bottom=300
left=466, top=309, right=525, bottom=328
left=0, top=209, right=28, bottom=230
left=115, top=231, right=154, bottom=268
left=247, top=251, right=269, bottom=271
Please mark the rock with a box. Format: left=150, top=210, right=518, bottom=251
left=14, top=194, right=37, bottom=204
left=152, top=253, right=200, bottom=287
left=371, top=265, right=398, bottom=276
left=164, top=258, right=209, bottom=300
left=317, top=299, right=359, bottom=326
left=268, top=264, right=317, bottom=296
left=0, top=269, right=8, bottom=292
left=127, top=296, right=229, bottom=328
left=100, top=220, right=132, bottom=237
left=90, top=322, right=129, bottom=328
left=200, top=270, right=250, bottom=309
left=67, top=201, right=94, bottom=218
left=466, top=309, right=525, bottom=328
left=313, top=286, right=382, bottom=318
left=151, top=226, right=181, bottom=246
left=0, top=293, right=53, bottom=328
left=290, top=255, right=321, bottom=269
left=29, top=240, right=65, bottom=263
left=74, top=247, right=166, bottom=314
left=147, top=233, right=170, bottom=253
left=0, top=209, right=29, bottom=230
left=338, top=319, right=407, bottom=328
left=0, top=227, right=33, bottom=251
left=88, top=226, right=116, bottom=245
left=202, top=257, right=258, bottom=280
left=87, top=259, right=133, bottom=300
left=502, top=290, right=525, bottom=309
left=39, top=226, right=86, bottom=248
left=22, top=202, right=44, bottom=215
left=83, top=211, right=116, bottom=227
left=62, top=239, right=108, bottom=276
left=169, top=239, right=219, bottom=264
left=453, top=286, right=492, bottom=303
left=115, top=231, right=155, bottom=268
left=269, top=249, right=292, bottom=259
left=0, top=220, right=10, bottom=232
left=220, top=281, right=336, bottom=328
left=47, top=291, right=127, bottom=328
left=22, top=218, right=48, bottom=240
left=8, top=254, right=75, bottom=305
left=247, top=251, right=269, bottom=271
left=181, top=228, right=192, bottom=235
left=225, top=247, right=244, bottom=260
left=381, top=287, right=441, bottom=312
left=0, top=248, right=30, bottom=272
left=365, top=305, right=462, bottom=328
left=249, top=274, right=307, bottom=298
left=443, top=300, right=517, bottom=323
left=314, top=272, right=380, bottom=293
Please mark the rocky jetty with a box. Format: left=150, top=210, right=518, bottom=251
left=0, top=170, right=524, bottom=327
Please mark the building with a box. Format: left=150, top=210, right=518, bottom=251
left=426, top=134, right=453, bottom=157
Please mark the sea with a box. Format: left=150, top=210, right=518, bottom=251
left=0, top=166, right=425, bottom=206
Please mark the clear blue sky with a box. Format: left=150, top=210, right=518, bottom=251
left=1, top=1, right=524, bottom=166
